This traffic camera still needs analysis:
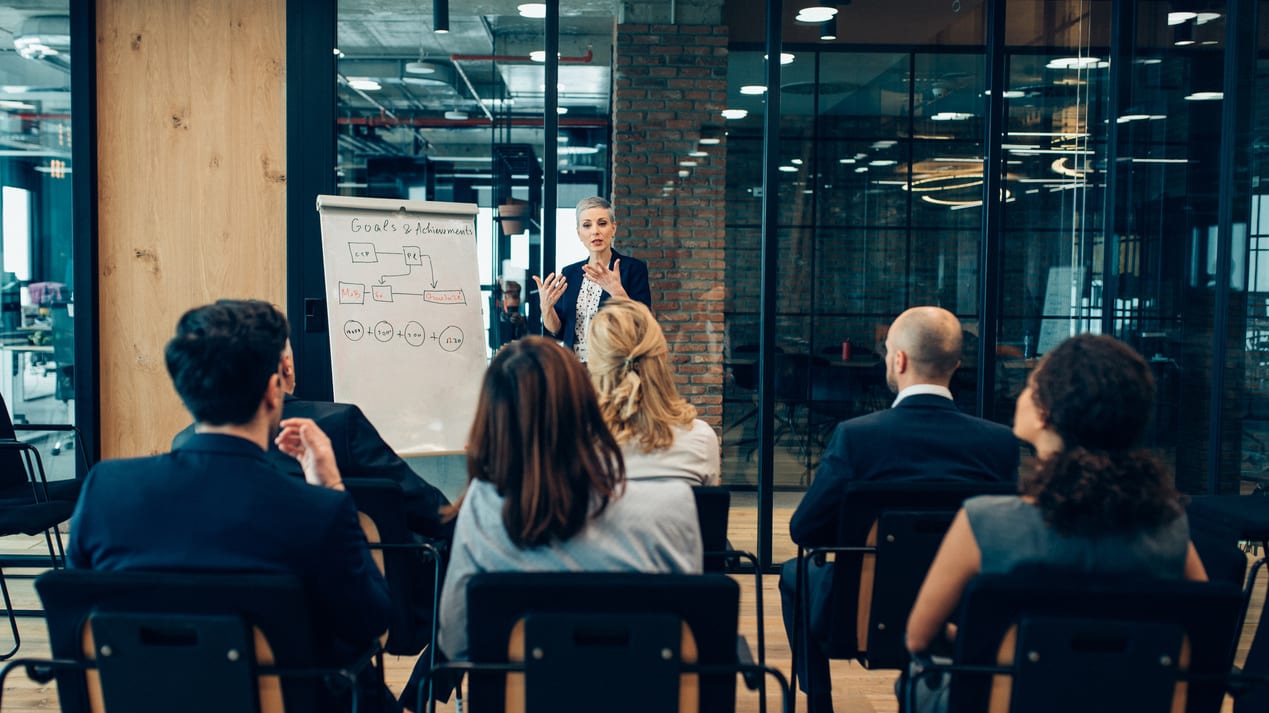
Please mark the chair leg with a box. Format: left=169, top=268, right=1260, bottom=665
left=0, top=567, right=20, bottom=661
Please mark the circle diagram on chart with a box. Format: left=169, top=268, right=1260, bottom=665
left=403, top=321, right=426, bottom=347
left=373, top=321, right=394, bottom=342
left=437, top=325, right=464, bottom=353
left=343, top=320, right=365, bottom=342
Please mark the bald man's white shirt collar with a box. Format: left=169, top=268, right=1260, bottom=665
left=892, top=384, right=953, bottom=408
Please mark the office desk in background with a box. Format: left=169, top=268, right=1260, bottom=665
left=0, top=341, right=55, bottom=423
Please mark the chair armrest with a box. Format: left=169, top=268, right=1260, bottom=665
left=12, top=424, right=78, bottom=433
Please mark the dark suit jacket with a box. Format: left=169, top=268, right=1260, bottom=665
left=548, top=248, right=651, bottom=349
left=173, top=395, right=452, bottom=539
left=67, top=433, right=391, bottom=663
left=789, top=393, right=1020, bottom=547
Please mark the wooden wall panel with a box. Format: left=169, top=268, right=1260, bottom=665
left=96, top=0, right=286, bottom=457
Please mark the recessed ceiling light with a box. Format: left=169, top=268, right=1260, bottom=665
left=721, top=108, right=749, bottom=120
left=931, top=112, right=974, bottom=121
left=530, top=50, right=546, bottom=63
left=518, top=3, right=547, bottom=18
left=348, top=78, right=381, bottom=91
left=838, top=158, right=855, bottom=164
left=689, top=151, right=708, bottom=157
left=678, top=170, right=690, bottom=177
left=740, top=85, right=768, bottom=95
left=680, top=160, right=698, bottom=167
left=791, top=158, right=803, bottom=165
left=871, top=141, right=896, bottom=149
left=854, top=167, right=869, bottom=173
left=557, top=107, right=568, bottom=114
left=870, top=159, right=898, bottom=166
left=699, top=138, right=722, bottom=145
left=779, top=166, right=798, bottom=173
left=1184, top=91, right=1223, bottom=101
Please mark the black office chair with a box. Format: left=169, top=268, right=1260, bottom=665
left=1235, top=560, right=1269, bottom=712
left=792, top=480, right=1017, bottom=698
left=427, top=572, right=790, bottom=713
left=0, top=391, right=83, bottom=506
left=3, top=569, right=381, bottom=713
left=692, top=486, right=765, bottom=699
left=901, top=573, right=1245, bottom=713
left=344, top=479, right=444, bottom=656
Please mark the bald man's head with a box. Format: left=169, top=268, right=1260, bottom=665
left=886, top=306, right=963, bottom=387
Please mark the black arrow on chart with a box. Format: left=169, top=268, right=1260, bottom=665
left=378, top=265, right=413, bottom=284
left=421, top=255, right=438, bottom=288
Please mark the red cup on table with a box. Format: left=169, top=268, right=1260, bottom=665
left=841, top=340, right=852, bottom=361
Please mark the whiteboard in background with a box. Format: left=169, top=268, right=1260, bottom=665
left=317, top=195, right=485, bottom=455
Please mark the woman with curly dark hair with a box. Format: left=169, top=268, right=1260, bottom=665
left=905, top=334, right=1206, bottom=671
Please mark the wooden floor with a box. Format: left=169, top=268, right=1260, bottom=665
left=0, top=537, right=1262, bottom=713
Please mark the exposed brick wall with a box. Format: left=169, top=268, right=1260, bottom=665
left=612, top=24, right=729, bottom=429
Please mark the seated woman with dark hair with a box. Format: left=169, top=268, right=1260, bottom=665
left=436, top=336, right=703, bottom=661
left=904, top=334, right=1207, bottom=710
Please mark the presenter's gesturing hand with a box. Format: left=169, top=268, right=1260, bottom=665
left=581, top=259, right=628, bottom=299
left=533, top=271, right=567, bottom=336
left=276, top=417, right=345, bottom=491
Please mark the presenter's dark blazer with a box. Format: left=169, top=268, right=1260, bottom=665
left=548, top=248, right=651, bottom=349
left=67, top=433, right=390, bottom=663
left=173, top=395, right=452, bottom=539
left=789, top=393, right=1020, bottom=547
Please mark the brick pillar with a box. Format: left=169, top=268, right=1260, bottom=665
left=612, top=23, right=729, bottom=429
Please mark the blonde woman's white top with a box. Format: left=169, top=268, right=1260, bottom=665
left=621, top=418, right=721, bottom=486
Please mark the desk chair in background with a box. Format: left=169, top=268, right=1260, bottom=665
left=902, top=574, right=1245, bottom=713
left=48, top=304, right=73, bottom=456
left=792, top=481, right=1016, bottom=703
left=5, top=569, right=381, bottom=713
left=427, top=572, right=790, bottom=713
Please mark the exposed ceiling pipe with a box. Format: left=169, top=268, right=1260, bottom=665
left=337, top=116, right=607, bottom=128
left=448, top=48, right=594, bottom=64
left=449, top=61, right=495, bottom=121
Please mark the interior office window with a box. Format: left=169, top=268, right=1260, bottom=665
left=0, top=4, right=76, bottom=483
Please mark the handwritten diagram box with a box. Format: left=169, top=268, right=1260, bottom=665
left=349, top=243, right=378, bottom=263
left=424, top=290, right=466, bottom=305
left=372, top=285, right=393, bottom=302
left=338, top=282, right=365, bottom=304
left=403, top=246, right=423, bottom=265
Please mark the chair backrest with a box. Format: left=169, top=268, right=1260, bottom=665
left=465, top=572, right=739, bottom=713
left=345, top=478, right=435, bottom=656
left=0, top=392, right=32, bottom=490
left=1238, top=562, right=1269, bottom=713
left=947, top=573, right=1243, bottom=713
left=823, top=480, right=1016, bottom=665
left=36, top=569, right=320, bottom=713
left=691, top=486, right=730, bottom=573
left=50, top=303, right=73, bottom=402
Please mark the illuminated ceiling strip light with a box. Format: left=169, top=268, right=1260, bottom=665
left=1006, top=132, right=1090, bottom=138
left=1130, top=158, right=1190, bottom=164
left=1010, top=148, right=1094, bottom=155
left=903, top=179, right=984, bottom=193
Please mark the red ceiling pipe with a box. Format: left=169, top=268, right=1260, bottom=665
left=337, top=116, right=608, bottom=128
left=448, top=48, right=593, bottom=64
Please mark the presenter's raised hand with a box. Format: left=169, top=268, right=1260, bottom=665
left=582, top=259, right=628, bottom=298
left=276, top=417, right=344, bottom=490
left=532, top=272, right=567, bottom=335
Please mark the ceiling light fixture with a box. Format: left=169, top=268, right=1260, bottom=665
left=740, top=85, right=768, bottom=95
left=779, top=166, right=798, bottom=172
left=347, top=78, right=382, bottom=91
left=721, top=108, right=749, bottom=120
left=434, top=0, right=449, bottom=33
left=689, top=151, right=708, bottom=157
left=819, top=18, right=838, bottom=41
left=1195, top=12, right=1222, bottom=24
left=444, top=110, right=468, bottom=120
left=530, top=50, right=547, bottom=62
left=1184, top=91, right=1223, bottom=101
left=1174, top=23, right=1194, bottom=46
left=795, top=6, right=838, bottom=23
left=1167, top=11, right=1197, bottom=25
left=764, top=53, right=796, bottom=65
left=518, top=3, right=547, bottom=18
left=1046, top=56, right=1108, bottom=70
left=405, top=61, right=436, bottom=74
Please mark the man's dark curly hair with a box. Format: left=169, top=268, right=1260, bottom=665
left=164, top=299, right=289, bottom=425
left=1019, top=334, right=1183, bottom=535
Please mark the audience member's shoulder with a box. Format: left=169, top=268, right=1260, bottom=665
left=964, top=493, right=1025, bottom=519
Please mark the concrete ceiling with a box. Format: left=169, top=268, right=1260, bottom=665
left=0, top=2, right=71, bottom=162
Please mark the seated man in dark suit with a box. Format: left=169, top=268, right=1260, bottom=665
left=69, top=299, right=391, bottom=709
left=173, top=339, right=452, bottom=540
left=780, top=306, right=1020, bottom=713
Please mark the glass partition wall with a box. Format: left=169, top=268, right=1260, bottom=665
left=0, top=2, right=77, bottom=480
left=308, top=0, right=1268, bottom=567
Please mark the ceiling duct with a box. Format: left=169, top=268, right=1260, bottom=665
left=14, top=15, right=70, bottom=72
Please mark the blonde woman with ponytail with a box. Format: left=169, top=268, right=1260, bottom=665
left=586, top=298, right=721, bottom=485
